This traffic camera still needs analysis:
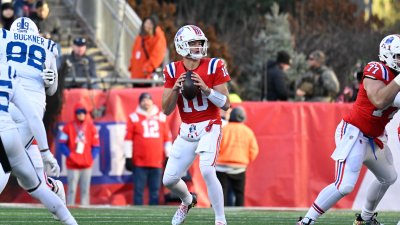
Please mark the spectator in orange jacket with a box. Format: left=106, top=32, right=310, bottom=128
left=216, top=106, right=259, bottom=206
left=129, top=16, right=167, bottom=83
left=58, top=103, right=100, bottom=206
left=123, top=92, right=172, bottom=205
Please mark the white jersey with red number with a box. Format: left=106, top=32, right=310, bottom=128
left=344, top=61, right=398, bottom=137
left=163, top=58, right=231, bottom=124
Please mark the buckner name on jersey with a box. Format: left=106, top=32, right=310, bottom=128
left=13, top=33, right=45, bottom=46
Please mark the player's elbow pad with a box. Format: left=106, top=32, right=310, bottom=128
left=207, top=89, right=227, bottom=108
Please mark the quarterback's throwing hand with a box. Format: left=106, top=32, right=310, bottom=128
left=41, top=69, right=55, bottom=87
left=191, top=72, right=208, bottom=92
left=40, top=149, right=61, bottom=177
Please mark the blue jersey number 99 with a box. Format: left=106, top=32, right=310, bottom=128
left=6, top=41, right=46, bottom=71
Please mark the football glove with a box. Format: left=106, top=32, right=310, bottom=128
left=40, top=149, right=60, bottom=177
left=41, top=69, right=55, bottom=87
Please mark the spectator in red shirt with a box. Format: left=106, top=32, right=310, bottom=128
left=58, top=103, right=100, bottom=206
left=124, top=92, right=172, bottom=205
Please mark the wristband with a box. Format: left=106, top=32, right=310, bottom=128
left=394, top=75, right=400, bottom=86
left=207, top=89, right=227, bottom=108
left=393, top=92, right=400, bottom=107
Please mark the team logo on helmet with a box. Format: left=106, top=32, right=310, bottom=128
left=385, top=36, right=394, bottom=44
left=10, top=17, right=39, bottom=35
left=15, top=18, right=30, bottom=33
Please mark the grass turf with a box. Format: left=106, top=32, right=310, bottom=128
left=0, top=205, right=399, bottom=225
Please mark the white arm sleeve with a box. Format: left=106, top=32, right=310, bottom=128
left=12, top=81, right=49, bottom=150
left=46, top=56, right=58, bottom=96
left=123, top=140, right=133, bottom=158
left=207, top=89, right=227, bottom=108
left=393, top=92, right=400, bottom=107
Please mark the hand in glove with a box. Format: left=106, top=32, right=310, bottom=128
left=40, top=149, right=60, bottom=177
left=41, top=69, right=55, bottom=87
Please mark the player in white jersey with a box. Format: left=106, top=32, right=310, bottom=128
left=0, top=17, right=66, bottom=207
left=0, top=63, right=77, bottom=224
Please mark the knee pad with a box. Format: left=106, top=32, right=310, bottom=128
left=337, top=183, right=355, bottom=196
left=162, top=173, right=180, bottom=188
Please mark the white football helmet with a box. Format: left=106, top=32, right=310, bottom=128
left=10, top=17, right=39, bottom=35
left=174, top=25, right=208, bottom=60
left=379, top=34, right=400, bottom=72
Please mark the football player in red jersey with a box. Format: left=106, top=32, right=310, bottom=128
left=162, top=25, right=230, bottom=225
left=297, top=35, right=400, bottom=225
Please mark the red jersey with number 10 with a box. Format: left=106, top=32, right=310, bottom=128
left=344, top=61, right=398, bottom=137
left=163, top=58, right=231, bottom=124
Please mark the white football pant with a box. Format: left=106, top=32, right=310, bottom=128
left=303, top=121, right=397, bottom=222
left=0, top=128, right=77, bottom=225
left=163, top=120, right=226, bottom=223
left=0, top=91, right=59, bottom=195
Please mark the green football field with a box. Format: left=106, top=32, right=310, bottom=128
left=0, top=205, right=399, bottom=225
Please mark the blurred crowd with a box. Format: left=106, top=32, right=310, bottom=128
left=263, top=49, right=362, bottom=103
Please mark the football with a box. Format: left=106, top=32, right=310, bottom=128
left=181, top=70, right=199, bottom=100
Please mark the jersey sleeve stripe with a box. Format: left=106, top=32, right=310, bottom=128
left=7, top=65, right=12, bottom=79
left=51, top=42, right=56, bottom=52
left=208, top=58, right=219, bottom=75
left=377, top=63, right=389, bottom=81
left=364, top=75, right=377, bottom=80
left=2, top=29, right=6, bottom=39
left=47, top=40, right=51, bottom=50
left=167, top=63, right=175, bottom=78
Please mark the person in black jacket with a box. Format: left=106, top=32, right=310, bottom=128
left=263, top=50, right=292, bottom=101
left=61, top=37, right=98, bottom=89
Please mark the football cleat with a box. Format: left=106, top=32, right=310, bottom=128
left=215, top=221, right=226, bottom=225
left=48, top=178, right=66, bottom=221
left=353, top=213, right=383, bottom=225
left=171, top=193, right=197, bottom=225
left=296, top=217, right=315, bottom=225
